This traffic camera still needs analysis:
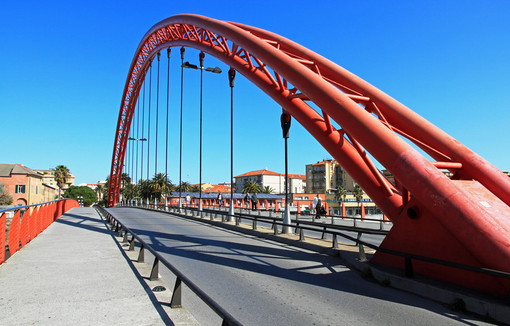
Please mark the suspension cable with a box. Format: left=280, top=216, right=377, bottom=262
left=166, top=48, right=171, bottom=183
left=155, top=52, right=161, bottom=176
left=147, top=63, right=152, bottom=180
left=136, top=90, right=140, bottom=184
left=179, top=47, right=185, bottom=207
left=141, top=79, right=145, bottom=181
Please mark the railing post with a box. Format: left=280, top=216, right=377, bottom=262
left=332, top=234, right=338, bottom=249
left=150, top=257, right=159, bottom=281
left=299, top=228, right=304, bottom=241
left=252, top=218, right=257, bottom=230
left=129, top=236, right=136, bottom=251
left=170, top=277, right=183, bottom=308
left=358, top=243, right=367, bottom=262
left=273, top=220, right=278, bottom=235
left=321, top=226, right=327, bottom=240
left=123, top=231, right=129, bottom=243
left=137, top=244, right=145, bottom=263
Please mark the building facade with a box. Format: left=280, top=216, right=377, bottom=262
left=305, top=160, right=356, bottom=194
left=234, top=169, right=305, bottom=194
left=36, top=169, right=75, bottom=191
left=0, top=164, right=58, bottom=205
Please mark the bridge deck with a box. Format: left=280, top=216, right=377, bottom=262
left=0, top=207, right=173, bottom=325
left=106, top=207, right=494, bottom=325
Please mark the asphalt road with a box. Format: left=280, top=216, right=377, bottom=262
left=108, top=207, right=494, bottom=326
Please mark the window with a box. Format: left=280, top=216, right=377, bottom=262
left=15, top=185, right=26, bottom=193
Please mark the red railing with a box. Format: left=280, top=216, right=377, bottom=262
left=0, top=199, right=79, bottom=264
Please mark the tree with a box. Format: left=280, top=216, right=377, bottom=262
left=353, top=184, right=364, bottom=207
left=63, top=186, right=97, bottom=207
left=334, top=185, right=347, bottom=205
left=177, top=181, right=191, bottom=192
left=54, top=165, right=70, bottom=199
left=261, top=186, right=274, bottom=194
left=95, top=183, right=104, bottom=200
left=150, top=173, right=172, bottom=202
left=242, top=181, right=262, bottom=194
left=190, top=185, right=201, bottom=193
left=0, top=193, right=13, bottom=205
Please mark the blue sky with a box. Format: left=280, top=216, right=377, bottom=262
left=1, top=1, right=509, bottom=186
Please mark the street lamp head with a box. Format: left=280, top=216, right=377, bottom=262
left=182, top=61, right=198, bottom=69
left=205, top=66, right=222, bottom=74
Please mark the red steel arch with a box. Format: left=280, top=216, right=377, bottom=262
left=109, top=14, right=510, bottom=294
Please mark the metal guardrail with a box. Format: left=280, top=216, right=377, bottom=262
left=94, top=205, right=242, bottom=326
left=0, top=199, right=79, bottom=264
left=122, top=202, right=510, bottom=289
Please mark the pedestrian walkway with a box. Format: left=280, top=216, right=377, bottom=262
left=0, top=207, right=170, bottom=325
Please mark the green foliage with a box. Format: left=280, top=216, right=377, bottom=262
left=335, top=185, right=347, bottom=203
left=54, top=165, right=70, bottom=198
left=361, top=267, right=373, bottom=279
left=0, top=193, right=13, bottom=205
left=63, top=186, right=97, bottom=207
left=190, top=185, right=201, bottom=193
left=177, top=181, right=191, bottom=192
left=353, top=184, right=364, bottom=206
left=261, top=186, right=274, bottom=194
left=380, top=278, right=391, bottom=287
left=449, top=298, right=466, bottom=312
left=242, top=181, right=262, bottom=194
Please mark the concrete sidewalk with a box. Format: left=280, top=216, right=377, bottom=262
left=0, top=207, right=170, bottom=325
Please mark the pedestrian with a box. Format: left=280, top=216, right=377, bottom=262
left=315, top=195, right=322, bottom=219
left=312, top=194, right=318, bottom=215
left=217, top=192, right=223, bottom=207
left=251, top=192, right=258, bottom=210
left=244, top=192, right=250, bottom=209
left=185, top=194, right=191, bottom=207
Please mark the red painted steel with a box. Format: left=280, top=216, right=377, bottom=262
left=0, top=213, right=5, bottom=264
left=109, top=14, right=510, bottom=294
left=8, top=210, right=21, bottom=256
left=30, top=207, right=38, bottom=240
left=20, top=209, right=30, bottom=247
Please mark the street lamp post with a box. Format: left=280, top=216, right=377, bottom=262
left=182, top=51, right=222, bottom=213
left=228, top=68, right=236, bottom=222
left=281, top=111, right=292, bottom=233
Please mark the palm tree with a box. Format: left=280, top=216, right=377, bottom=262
left=178, top=181, right=191, bottom=192
left=353, top=184, right=364, bottom=211
left=150, top=173, right=169, bottom=202
left=261, top=185, right=274, bottom=194
left=54, top=165, right=70, bottom=199
left=242, top=181, right=262, bottom=194
left=335, top=185, right=347, bottom=205
left=95, top=184, right=104, bottom=200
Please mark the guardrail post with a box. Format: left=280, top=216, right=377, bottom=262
left=299, top=228, right=304, bottom=241
left=332, top=234, right=338, bottom=249
left=321, top=226, right=327, bottom=240
left=137, top=244, right=145, bottom=263
left=150, top=257, right=159, bottom=281
left=170, top=277, right=183, bottom=308
left=129, top=236, right=136, bottom=251
left=273, top=220, right=278, bottom=235
left=252, top=218, right=257, bottom=230
left=122, top=231, right=129, bottom=243
left=358, top=243, right=367, bottom=262
left=118, top=226, right=123, bottom=237
left=235, top=215, right=240, bottom=226
left=405, top=257, right=414, bottom=278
